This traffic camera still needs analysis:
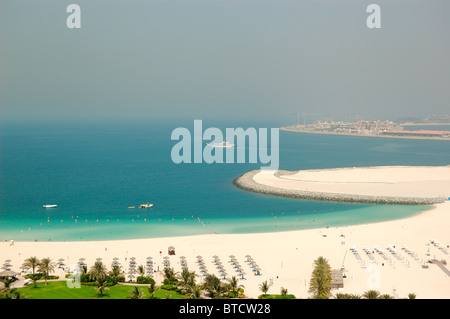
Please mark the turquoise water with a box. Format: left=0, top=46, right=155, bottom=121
left=0, top=120, right=448, bottom=242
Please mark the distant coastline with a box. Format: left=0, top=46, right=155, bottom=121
left=280, top=125, right=450, bottom=141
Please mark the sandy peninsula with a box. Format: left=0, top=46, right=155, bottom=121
left=1, top=166, right=450, bottom=299
left=234, top=166, right=450, bottom=204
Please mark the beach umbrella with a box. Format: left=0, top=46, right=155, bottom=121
left=113, top=257, right=119, bottom=260
left=146, top=257, right=152, bottom=260
left=0, top=270, right=18, bottom=277
left=4, top=259, right=12, bottom=263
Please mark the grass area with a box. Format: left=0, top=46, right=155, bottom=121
left=17, top=281, right=186, bottom=299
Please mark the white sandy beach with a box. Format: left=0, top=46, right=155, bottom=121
left=253, top=165, right=450, bottom=200
left=1, top=166, right=450, bottom=299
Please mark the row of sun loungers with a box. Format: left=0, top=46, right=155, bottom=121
left=431, top=239, right=449, bottom=256
left=350, top=245, right=445, bottom=269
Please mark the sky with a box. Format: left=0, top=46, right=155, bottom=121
left=0, top=0, right=449, bottom=124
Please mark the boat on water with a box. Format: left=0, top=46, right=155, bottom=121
left=206, top=141, right=234, bottom=148
left=139, top=203, right=154, bottom=208
left=43, top=204, right=57, bottom=208
left=128, top=206, right=136, bottom=209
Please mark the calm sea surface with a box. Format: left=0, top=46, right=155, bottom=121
left=0, top=121, right=449, bottom=241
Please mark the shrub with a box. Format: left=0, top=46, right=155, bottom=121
left=160, top=284, right=176, bottom=291
left=136, top=276, right=155, bottom=285
left=24, top=273, right=58, bottom=280
left=163, top=278, right=178, bottom=285
left=258, top=294, right=296, bottom=299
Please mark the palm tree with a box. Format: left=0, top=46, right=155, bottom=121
left=379, top=294, right=394, bottom=299
left=177, top=268, right=196, bottom=290
left=363, top=290, right=381, bottom=299
left=204, top=274, right=224, bottom=298
left=24, top=256, right=40, bottom=288
left=335, top=293, right=362, bottom=299
left=147, top=280, right=156, bottom=299
left=38, top=257, right=55, bottom=286
left=80, top=264, right=88, bottom=275
left=0, top=277, right=13, bottom=299
left=259, top=280, right=271, bottom=297
left=408, top=293, right=417, bottom=299
left=137, top=265, right=145, bottom=277
left=89, top=261, right=108, bottom=297
left=163, top=267, right=178, bottom=285
left=227, top=276, right=244, bottom=297
left=308, top=256, right=332, bottom=299
left=89, top=261, right=108, bottom=282
left=23, top=256, right=40, bottom=274
left=109, top=265, right=122, bottom=285
left=95, top=281, right=109, bottom=298
left=187, top=284, right=203, bottom=299
left=280, top=287, right=288, bottom=299
left=128, top=286, right=145, bottom=299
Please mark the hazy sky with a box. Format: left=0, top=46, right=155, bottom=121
left=1, top=0, right=449, bottom=124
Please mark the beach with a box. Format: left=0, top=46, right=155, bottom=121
left=234, top=166, right=450, bottom=204
left=1, top=166, right=450, bottom=299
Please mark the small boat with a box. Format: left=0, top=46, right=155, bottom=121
left=206, top=141, right=234, bottom=148
left=43, top=204, right=57, bottom=208
left=139, top=203, right=154, bottom=208
left=128, top=206, right=136, bottom=209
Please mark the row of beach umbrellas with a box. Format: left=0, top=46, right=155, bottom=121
left=2, top=259, right=12, bottom=271
left=212, top=256, right=228, bottom=280
left=196, top=255, right=209, bottom=278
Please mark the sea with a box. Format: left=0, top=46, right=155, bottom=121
left=0, top=120, right=449, bottom=242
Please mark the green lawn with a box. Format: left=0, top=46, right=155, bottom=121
left=17, top=281, right=186, bottom=299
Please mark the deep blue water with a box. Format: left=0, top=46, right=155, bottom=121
left=0, top=120, right=449, bottom=241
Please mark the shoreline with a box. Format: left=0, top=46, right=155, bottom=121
left=2, top=201, right=449, bottom=298
left=280, top=126, right=450, bottom=141
left=2, top=165, right=450, bottom=299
